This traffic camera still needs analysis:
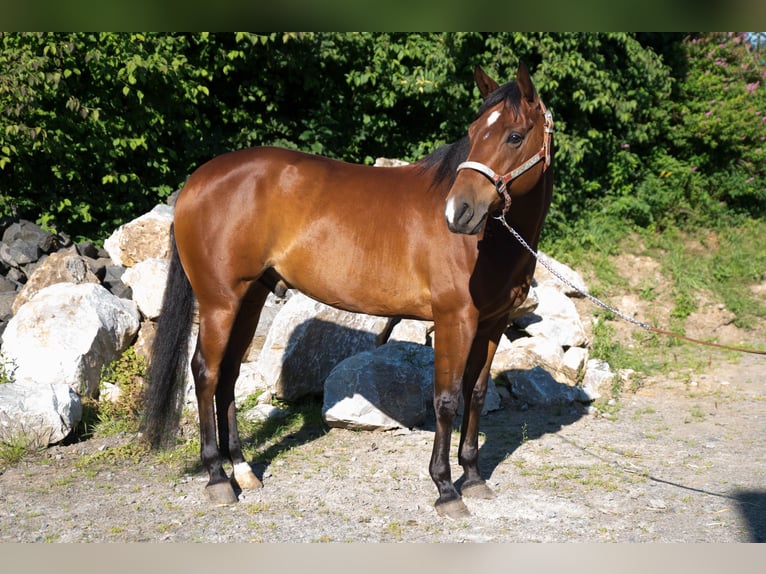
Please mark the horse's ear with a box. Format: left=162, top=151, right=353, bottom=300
left=474, top=66, right=499, bottom=99
left=516, top=61, right=538, bottom=104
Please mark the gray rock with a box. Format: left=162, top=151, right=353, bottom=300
left=0, top=380, right=82, bottom=447
left=2, top=220, right=57, bottom=254
left=102, top=265, right=132, bottom=299
left=0, top=239, right=40, bottom=268
left=257, top=292, right=390, bottom=401
left=503, top=366, right=591, bottom=407
left=323, top=342, right=434, bottom=430
left=0, top=292, right=16, bottom=322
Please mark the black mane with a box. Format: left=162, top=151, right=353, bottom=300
left=416, top=80, right=522, bottom=189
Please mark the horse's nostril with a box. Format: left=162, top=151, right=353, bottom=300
left=456, top=202, right=473, bottom=226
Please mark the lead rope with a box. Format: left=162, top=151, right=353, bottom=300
left=495, top=214, right=766, bottom=356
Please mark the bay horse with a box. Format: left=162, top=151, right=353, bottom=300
left=142, top=62, right=554, bottom=519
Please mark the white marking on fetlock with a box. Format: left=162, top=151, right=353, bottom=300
left=233, top=462, right=262, bottom=490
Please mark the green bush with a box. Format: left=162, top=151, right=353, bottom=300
left=0, top=33, right=762, bottom=244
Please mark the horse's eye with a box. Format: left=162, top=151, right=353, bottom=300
left=506, top=132, right=523, bottom=145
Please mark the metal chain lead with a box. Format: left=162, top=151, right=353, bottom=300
left=493, top=214, right=653, bottom=330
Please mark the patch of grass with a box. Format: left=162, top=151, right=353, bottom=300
left=96, top=347, right=147, bottom=434
left=68, top=347, right=148, bottom=444
left=0, top=431, right=40, bottom=467
left=686, top=405, right=706, bottom=423
left=564, top=217, right=766, bottom=381
left=74, top=441, right=149, bottom=472
left=641, top=221, right=766, bottom=329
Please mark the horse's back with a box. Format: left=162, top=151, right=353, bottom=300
left=172, top=146, right=456, bottom=319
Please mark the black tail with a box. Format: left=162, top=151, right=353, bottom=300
left=141, top=226, right=195, bottom=449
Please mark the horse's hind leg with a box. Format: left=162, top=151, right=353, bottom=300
left=192, top=282, right=268, bottom=504
left=216, top=283, right=271, bottom=492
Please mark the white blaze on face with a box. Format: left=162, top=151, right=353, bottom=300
left=486, top=109, right=501, bottom=127
left=445, top=196, right=458, bottom=225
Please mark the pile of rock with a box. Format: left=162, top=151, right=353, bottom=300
left=0, top=196, right=617, bottom=449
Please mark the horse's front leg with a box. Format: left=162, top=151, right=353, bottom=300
left=430, top=310, right=478, bottom=519
left=457, top=318, right=507, bottom=500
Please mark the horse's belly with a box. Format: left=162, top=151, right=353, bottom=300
left=277, top=263, right=433, bottom=320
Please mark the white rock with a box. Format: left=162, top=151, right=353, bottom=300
left=561, top=346, right=589, bottom=384
left=103, top=204, right=174, bottom=267
left=387, top=319, right=433, bottom=345
left=122, top=258, right=169, bottom=319
left=491, top=335, right=564, bottom=381
left=580, top=358, right=617, bottom=401
left=1, top=283, right=140, bottom=396
left=534, top=253, right=589, bottom=297
left=0, top=380, right=82, bottom=446
left=243, top=403, right=288, bottom=422
left=513, top=286, right=588, bottom=348
left=235, top=362, right=268, bottom=403
left=323, top=343, right=433, bottom=431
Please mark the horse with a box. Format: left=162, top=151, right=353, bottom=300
left=141, top=61, right=554, bottom=519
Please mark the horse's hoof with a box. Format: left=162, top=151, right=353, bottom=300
left=461, top=481, right=496, bottom=500
left=434, top=497, right=471, bottom=520
left=205, top=481, right=238, bottom=505
left=232, top=462, right=263, bottom=490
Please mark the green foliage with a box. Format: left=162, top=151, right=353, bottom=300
left=599, top=33, right=766, bottom=232
left=0, top=32, right=763, bottom=246
left=93, top=346, right=148, bottom=437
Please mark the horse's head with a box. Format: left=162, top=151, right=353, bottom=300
left=444, top=62, right=553, bottom=235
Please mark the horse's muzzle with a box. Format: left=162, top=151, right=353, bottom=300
left=445, top=197, right=488, bottom=235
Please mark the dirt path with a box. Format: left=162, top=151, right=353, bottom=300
left=1, top=348, right=764, bottom=543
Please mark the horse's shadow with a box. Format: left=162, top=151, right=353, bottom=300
left=235, top=318, right=585, bottom=495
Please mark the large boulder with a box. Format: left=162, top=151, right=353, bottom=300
left=11, top=248, right=100, bottom=314
left=103, top=204, right=173, bottom=267
left=503, top=365, right=591, bottom=407
left=1, top=283, right=141, bottom=396
left=0, top=380, right=82, bottom=447
left=323, top=342, right=434, bottom=430
left=257, top=292, right=390, bottom=401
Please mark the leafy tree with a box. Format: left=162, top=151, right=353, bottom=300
left=1, top=32, right=762, bottom=243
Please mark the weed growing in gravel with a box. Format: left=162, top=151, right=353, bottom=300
left=74, top=441, right=149, bottom=472
left=0, top=430, right=40, bottom=467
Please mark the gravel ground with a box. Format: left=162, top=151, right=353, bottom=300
left=1, top=350, right=764, bottom=543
